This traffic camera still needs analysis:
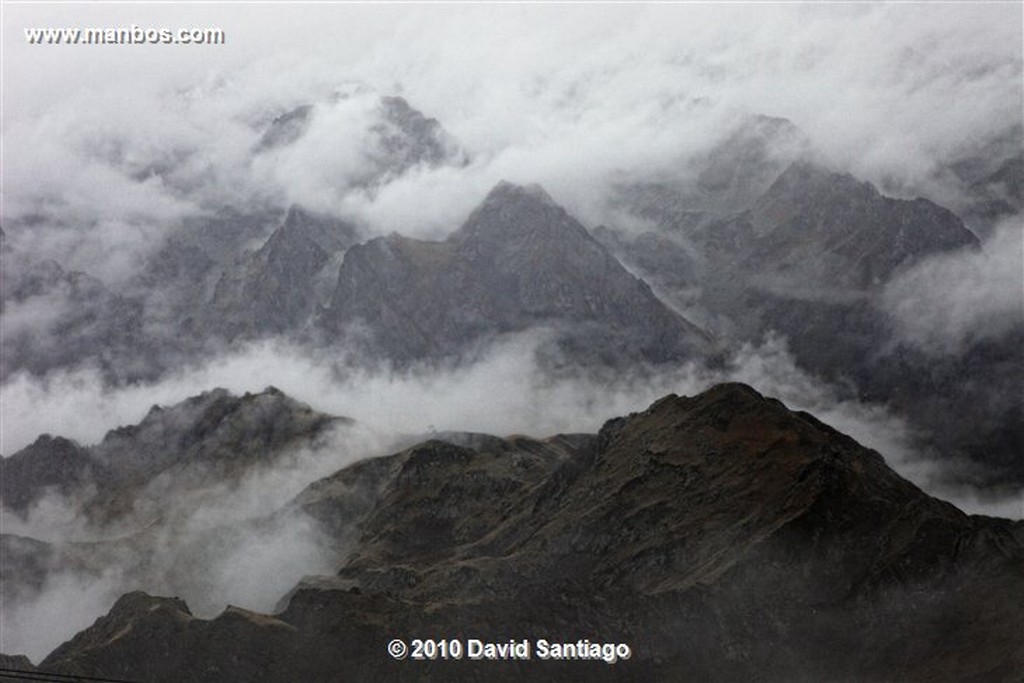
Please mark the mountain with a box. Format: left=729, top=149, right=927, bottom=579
left=686, top=159, right=978, bottom=361
left=694, top=163, right=1021, bottom=482
left=601, top=152, right=1022, bottom=481
left=706, top=160, right=979, bottom=292
left=254, top=92, right=468, bottom=187
left=22, top=384, right=1024, bottom=682
left=0, top=436, right=101, bottom=514
left=257, top=104, right=314, bottom=151
left=0, top=93, right=470, bottom=384
left=0, top=387, right=346, bottom=527
left=205, top=205, right=361, bottom=339
left=603, top=124, right=980, bottom=321
left=373, top=95, right=469, bottom=175
left=938, top=124, right=1024, bottom=235
left=321, top=181, right=712, bottom=366
left=1, top=387, right=353, bottom=653
left=0, top=258, right=148, bottom=383
left=614, top=114, right=810, bottom=232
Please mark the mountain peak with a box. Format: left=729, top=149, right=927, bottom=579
left=450, top=181, right=586, bottom=251
left=255, top=91, right=466, bottom=178
left=325, top=182, right=711, bottom=365
left=485, top=180, right=558, bottom=206
left=732, top=160, right=979, bottom=289
left=1, top=387, right=348, bottom=525
left=0, top=434, right=99, bottom=513
left=763, top=160, right=877, bottom=203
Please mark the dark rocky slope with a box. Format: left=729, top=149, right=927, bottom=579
left=28, top=384, right=1024, bottom=682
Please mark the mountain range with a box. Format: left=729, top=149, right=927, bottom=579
left=2, top=90, right=1021, bottom=681
left=2, top=384, right=1020, bottom=680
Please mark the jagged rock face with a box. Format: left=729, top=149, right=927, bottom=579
left=0, top=387, right=346, bottom=526
left=323, top=182, right=711, bottom=365
left=206, top=206, right=360, bottom=339
left=34, top=384, right=1024, bottom=682
left=701, top=160, right=979, bottom=291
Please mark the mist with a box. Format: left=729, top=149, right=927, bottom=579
left=0, top=413, right=373, bottom=661
left=5, top=330, right=1019, bottom=518
left=883, top=218, right=1024, bottom=355
left=3, top=331, right=1021, bottom=664
left=3, top=4, right=1020, bottom=280
left=2, top=1, right=1021, bottom=669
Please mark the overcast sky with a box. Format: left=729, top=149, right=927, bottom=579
left=3, top=3, right=1020, bottom=278
left=4, top=3, right=1021, bottom=183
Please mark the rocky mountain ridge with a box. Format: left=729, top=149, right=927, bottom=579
left=6, top=384, right=1020, bottom=681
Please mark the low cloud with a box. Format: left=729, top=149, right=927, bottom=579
left=1, top=417, right=371, bottom=661
left=2, top=2, right=1021, bottom=664
left=3, top=330, right=1021, bottom=663
left=883, top=219, right=1024, bottom=355
left=4, top=331, right=1018, bottom=521
left=3, top=4, right=1019, bottom=280
left=0, top=566, right=126, bottom=662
